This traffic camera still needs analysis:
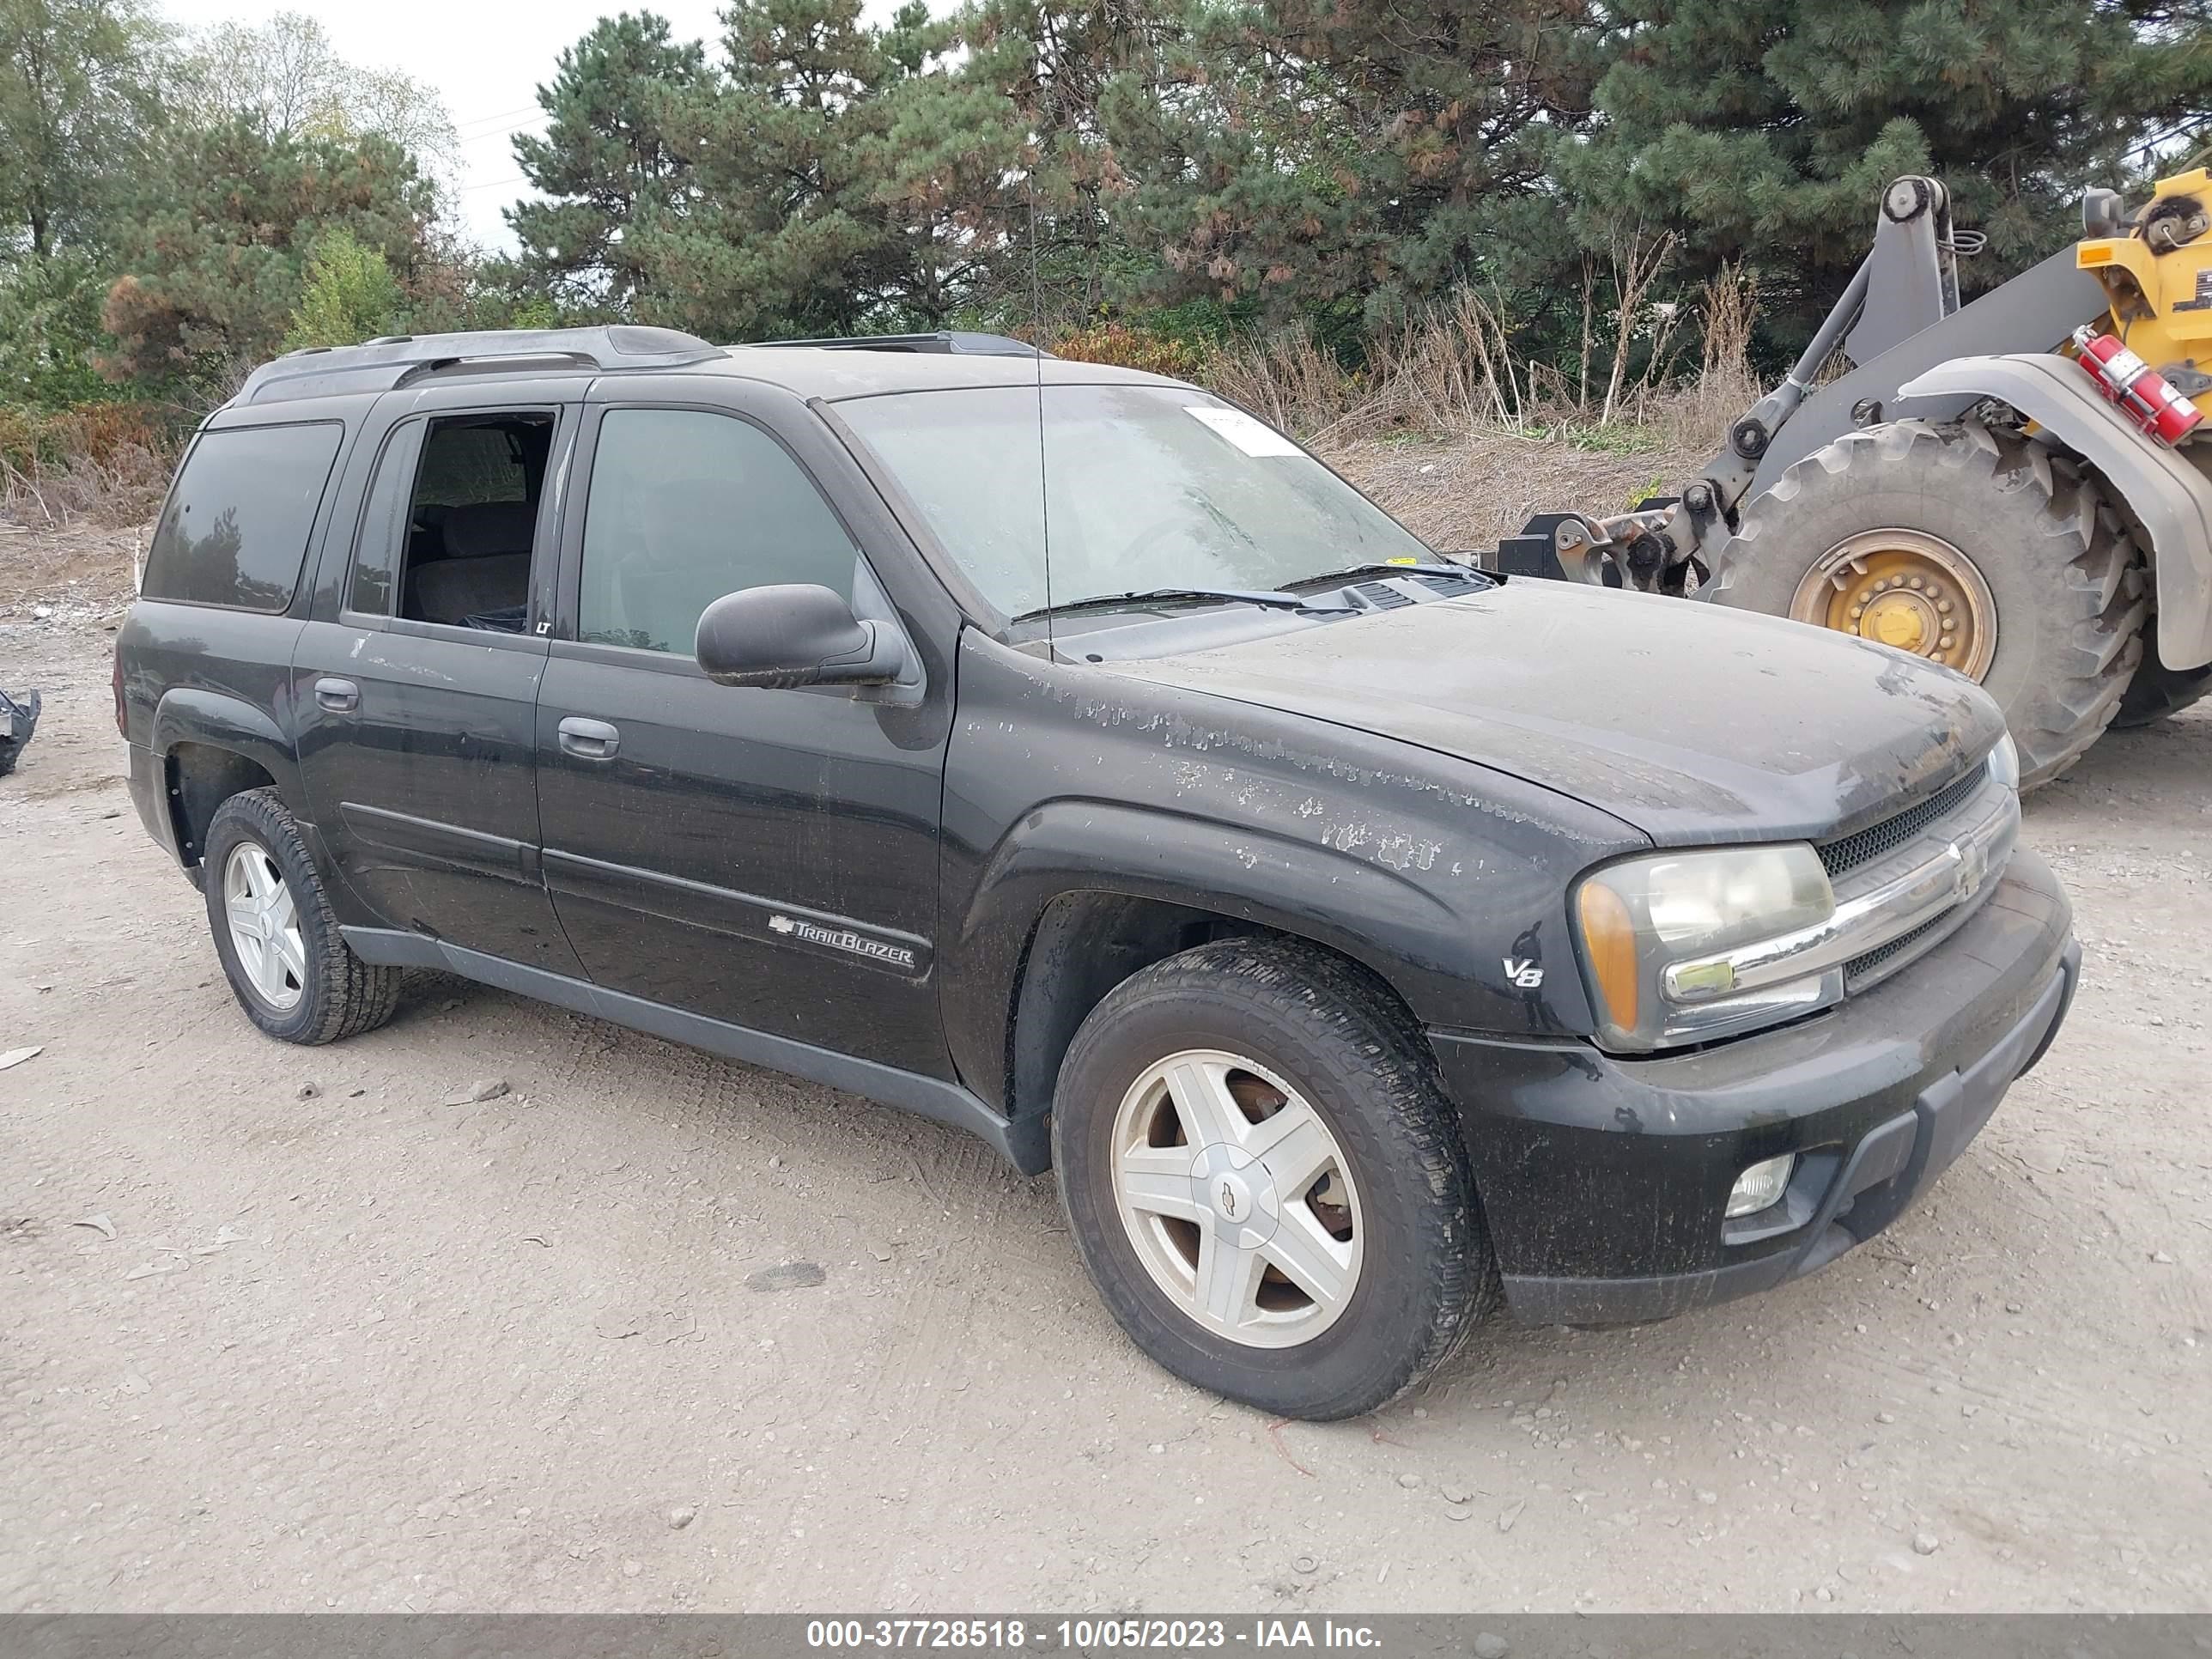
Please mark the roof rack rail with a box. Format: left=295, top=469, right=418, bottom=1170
left=232, top=325, right=722, bottom=407
left=741, top=331, right=1050, bottom=359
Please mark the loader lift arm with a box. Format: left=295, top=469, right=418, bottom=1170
left=1509, top=177, right=2105, bottom=595
left=1489, top=163, right=2212, bottom=788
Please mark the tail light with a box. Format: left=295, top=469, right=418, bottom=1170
left=112, top=640, right=127, bottom=737
left=2072, top=326, right=2205, bottom=445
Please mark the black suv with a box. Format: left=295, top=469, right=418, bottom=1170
left=116, top=325, right=2080, bottom=1419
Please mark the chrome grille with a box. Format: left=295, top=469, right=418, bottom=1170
left=1819, top=765, right=1987, bottom=878
left=1661, top=771, right=2017, bottom=1017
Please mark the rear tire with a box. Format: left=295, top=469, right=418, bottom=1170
left=1051, top=939, right=1493, bottom=1420
left=1707, top=419, right=2148, bottom=790
left=203, top=787, right=401, bottom=1045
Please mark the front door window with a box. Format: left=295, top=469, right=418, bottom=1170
left=576, top=408, right=862, bottom=656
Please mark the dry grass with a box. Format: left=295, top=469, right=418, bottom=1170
left=1052, top=321, right=1214, bottom=381
left=1669, top=263, right=1763, bottom=451
left=2, top=447, right=172, bottom=530
left=0, top=404, right=175, bottom=531
left=1320, top=426, right=1708, bottom=556
left=1194, top=266, right=1765, bottom=552
left=1198, top=264, right=1762, bottom=455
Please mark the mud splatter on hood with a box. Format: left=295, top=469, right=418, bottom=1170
left=1097, top=580, right=2006, bottom=846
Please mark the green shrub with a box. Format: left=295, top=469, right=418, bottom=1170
left=283, top=229, right=408, bottom=352
left=0, top=254, right=124, bottom=410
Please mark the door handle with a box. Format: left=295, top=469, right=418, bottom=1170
left=314, top=677, right=359, bottom=713
left=558, top=715, right=621, bottom=760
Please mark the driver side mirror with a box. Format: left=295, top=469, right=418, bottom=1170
left=695, top=582, right=907, bottom=690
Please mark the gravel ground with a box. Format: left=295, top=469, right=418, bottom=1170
left=3, top=593, right=2209, bottom=1615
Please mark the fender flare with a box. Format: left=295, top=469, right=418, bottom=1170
left=1899, top=353, right=2212, bottom=670
left=940, top=799, right=1476, bottom=1116
left=150, top=686, right=300, bottom=791
left=149, top=687, right=304, bottom=860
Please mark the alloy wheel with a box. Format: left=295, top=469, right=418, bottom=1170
left=222, top=841, right=307, bottom=1012
left=1109, top=1048, right=1364, bottom=1348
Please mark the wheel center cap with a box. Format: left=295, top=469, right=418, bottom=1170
left=1188, top=1142, right=1279, bottom=1248
left=1865, top=592, right=1930, bottom=652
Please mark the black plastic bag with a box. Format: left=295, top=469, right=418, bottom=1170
left=0, top=688, right=41, bottom=777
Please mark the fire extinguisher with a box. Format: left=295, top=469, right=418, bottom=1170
left=2072, top=325, right=2205, bottom=445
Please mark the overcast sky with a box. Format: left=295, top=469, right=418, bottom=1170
left=155, top=0, right=739, bottom=251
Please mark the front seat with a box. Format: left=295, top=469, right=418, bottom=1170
left=409, top=501, right=536, bottom=625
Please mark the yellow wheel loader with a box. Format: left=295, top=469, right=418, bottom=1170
left=1494, top=167, right=2212, bottom=790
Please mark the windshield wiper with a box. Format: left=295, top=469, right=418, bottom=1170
left=1012, top=586, right=1352, bottom=623
left=1290, top=560, right=1489, bottom=588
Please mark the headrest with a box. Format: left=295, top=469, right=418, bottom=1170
left=442, top=500, right=537, bottom=560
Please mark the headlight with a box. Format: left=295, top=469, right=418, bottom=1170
left=1572, top=844, right=1838, bottom=1052
left=1987, top=732, right=2020, bottom=793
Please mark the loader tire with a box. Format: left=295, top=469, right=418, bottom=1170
left=2114, top=644, right=2212, bottom=728
left=1706, top=419, right=2148, bottom=791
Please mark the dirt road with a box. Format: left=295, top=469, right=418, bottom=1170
left=3, top=598, right=2209, bottom=1614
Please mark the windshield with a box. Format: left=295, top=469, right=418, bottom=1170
left=834, top=384, right=1431, bottom=618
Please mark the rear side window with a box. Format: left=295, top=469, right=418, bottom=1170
left=142, top=422, right=343, bottom=612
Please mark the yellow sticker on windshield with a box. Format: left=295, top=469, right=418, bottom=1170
left=1184, top=405, right=1302, bottom=458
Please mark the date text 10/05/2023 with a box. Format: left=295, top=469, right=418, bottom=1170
left=804, top=1619, right=1388, bottom=1650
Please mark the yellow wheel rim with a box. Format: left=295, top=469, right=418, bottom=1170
left=1788, top=530, right=1998, bottom=679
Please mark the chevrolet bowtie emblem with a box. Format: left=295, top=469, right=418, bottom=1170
left=1947, top=838, right=1986, bottom=903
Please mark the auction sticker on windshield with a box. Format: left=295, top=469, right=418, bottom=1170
left=1184, top=404, right=1302, bottom=457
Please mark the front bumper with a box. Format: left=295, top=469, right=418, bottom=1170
left=1429, top=846, right=2076, bottom=1326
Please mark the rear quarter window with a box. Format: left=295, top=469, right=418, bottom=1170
left=141, top=422, right=344, bottom=612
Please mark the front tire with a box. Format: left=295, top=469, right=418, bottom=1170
left=203, top=787, right=401, bottom=1045
left=1052, top=939, right=1492, bottom=1420
left=1707, top=419, right=2148, bottom=790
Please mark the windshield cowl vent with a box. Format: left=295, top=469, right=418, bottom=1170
left=1348, top=580, right=1416, bottom=611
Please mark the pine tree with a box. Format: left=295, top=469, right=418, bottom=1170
left=507, top=11, right=708, bottom=313
left=953, top=0, right=1182, bottom=324
left=1558, top=0, right=2212, bottom=341
left=629, top=0, right=1040, bottom=337
left=100, top=119, right=435, bottom=394
left=612, top=0, right=896, bottom=337
left=862, top=1, right=1034, bottom=327
left=1100, top=0, right=1599, bottom=328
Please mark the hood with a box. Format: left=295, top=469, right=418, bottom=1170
left=1100, top=580, right=2005, bottom=845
